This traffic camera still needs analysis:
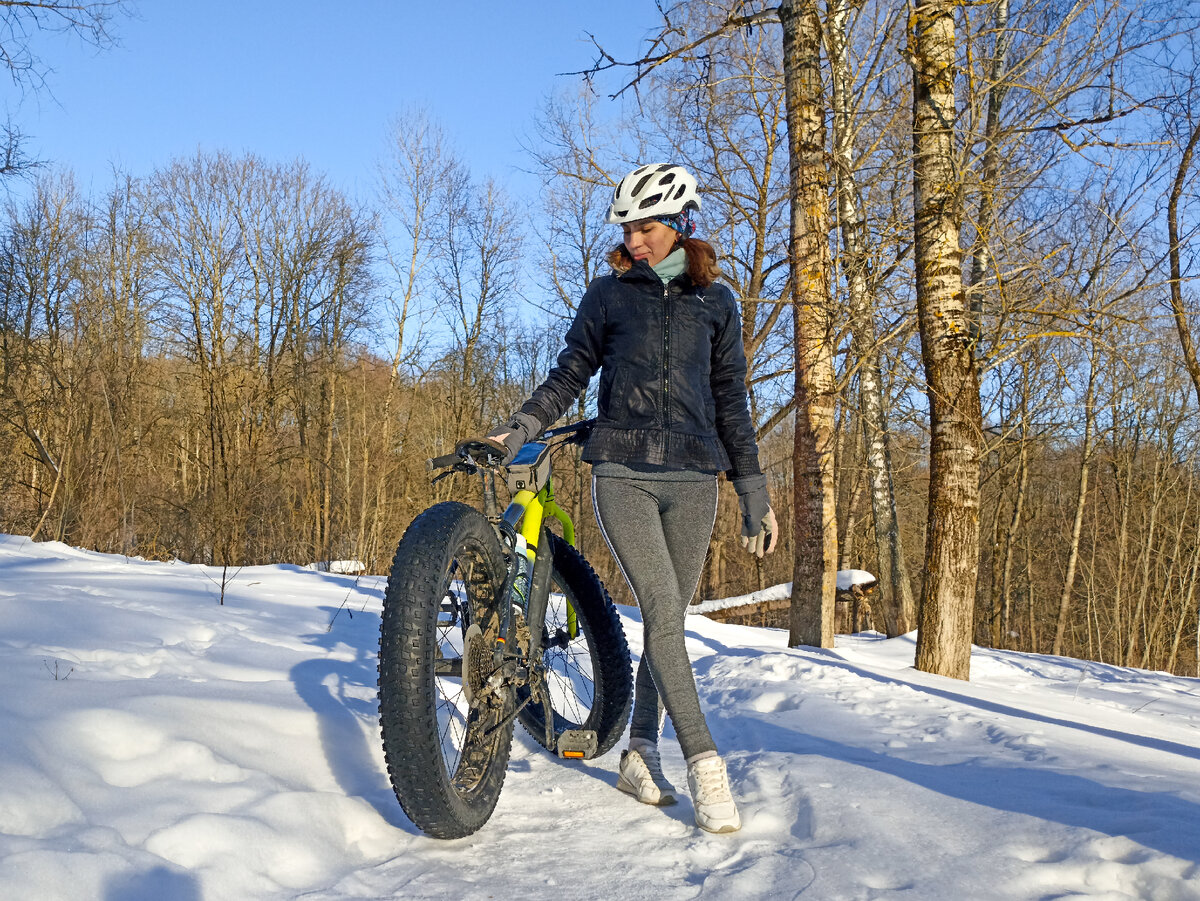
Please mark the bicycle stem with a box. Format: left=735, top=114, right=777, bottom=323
left=479, top=468, right=501, bottom=522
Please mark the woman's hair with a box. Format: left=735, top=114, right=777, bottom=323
left=606, top=237, right=722, bottom=288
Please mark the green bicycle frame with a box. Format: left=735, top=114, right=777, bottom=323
left=502, top=471, right=579, bottom=639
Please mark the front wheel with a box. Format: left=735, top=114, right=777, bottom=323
left=517, top=533, right=633, bottom=758
left=378, top=502, right=514, bottom=839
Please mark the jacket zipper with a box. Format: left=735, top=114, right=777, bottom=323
left=662, top=282, right=670, bottom=459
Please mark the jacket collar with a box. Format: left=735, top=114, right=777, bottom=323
left=617, top=258, right=694, bottom=291
left=616, top=258, right=658, bottom=282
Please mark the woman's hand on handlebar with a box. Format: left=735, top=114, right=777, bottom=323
left=483, top=427, right=523, bottom=465
left=485, top=411, right=541, bottom=464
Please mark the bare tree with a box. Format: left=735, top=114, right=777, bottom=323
left=76, top=171, right=153, bottom=553
left=910, top=0, right=983, bottom=680
left=370, top=109, right=449, bottom=561
left=0, top=1, right=130, bottom=177
left=0, top=170, right=82, bottom=536
left=431, top=170, right=524, bottom=437
left=776, top=0, right=837, bottom=647
left=1051, top=342, right=1096, bottom=656
left=827, top=0, right=916, bottom=635
left=576, top=0, right=839, bottom=646
left=1167, top=115, right=1200, bottom=406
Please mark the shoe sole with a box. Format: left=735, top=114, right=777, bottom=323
left=697, top=820, right=741, bottom=834
left=617, top=775, right=678, bottom=807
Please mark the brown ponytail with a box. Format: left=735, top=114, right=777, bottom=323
left=605, top=236, right=723, bottom=288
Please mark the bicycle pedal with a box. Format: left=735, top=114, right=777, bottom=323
left=555, top=729, right=598, bottom=760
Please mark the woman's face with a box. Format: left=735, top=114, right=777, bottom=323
left=622, top=218, right=678, bottom=267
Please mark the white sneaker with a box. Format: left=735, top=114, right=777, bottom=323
left=617, top=744, right=678, bottom=806
left=686, top=755, right=741, bottom=833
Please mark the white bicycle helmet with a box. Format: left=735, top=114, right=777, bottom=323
left=605, top=164, right=701, bottom=224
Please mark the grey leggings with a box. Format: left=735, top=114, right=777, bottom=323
left=592, top=473, right=718, bottom=760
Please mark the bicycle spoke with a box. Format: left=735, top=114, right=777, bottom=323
left=433, top=579, right=472, bottom=776
left=538, top=591, right=598, bottom=727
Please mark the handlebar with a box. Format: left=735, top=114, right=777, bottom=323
left=426, top=438, right=507, bottom=473
left=425, top=419, right=595, bottom=475
left=542, top=418, right=595, bottom=445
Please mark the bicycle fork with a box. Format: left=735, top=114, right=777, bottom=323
left=489, top=496, right=598, bottom=759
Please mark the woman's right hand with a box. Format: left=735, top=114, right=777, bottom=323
left=483, top=411, right=543, bottom=464
left=483, top=423, right=526, bottom=464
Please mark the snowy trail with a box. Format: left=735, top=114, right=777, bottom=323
left=0, top=534, right=1197, bottom=900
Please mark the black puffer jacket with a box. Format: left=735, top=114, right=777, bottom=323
left=519, top=259, right=762, bottom=479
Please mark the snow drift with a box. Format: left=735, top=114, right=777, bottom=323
left=1, top=534, right=1197, bottom=900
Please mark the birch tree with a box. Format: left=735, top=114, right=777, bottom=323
left=910, top=0, right=983, bottom=680
left=827, top=0, right=916, bottom=635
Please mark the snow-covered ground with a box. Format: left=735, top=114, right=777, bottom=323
left=1, top=534, right=1198, bottom=900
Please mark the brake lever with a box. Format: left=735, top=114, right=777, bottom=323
left=428, top=438, right=507, bottom=485
left=430, top=468, right=460, bottom=485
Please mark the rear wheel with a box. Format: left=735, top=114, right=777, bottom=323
left=378, top=501, right=514, bottom=839
left=517, top=533, right=632, bottom=758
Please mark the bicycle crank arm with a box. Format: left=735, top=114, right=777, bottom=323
left=555, top=729, right=598, bottom=760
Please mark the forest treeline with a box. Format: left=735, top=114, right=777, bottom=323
left=3, top=0, right=1200, bottom=677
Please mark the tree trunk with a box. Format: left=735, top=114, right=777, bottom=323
left=1167, top=534, right=1200, bottom=673
left=911, top=0, right=982, bottom=680
left=1124, top=457, right=1164, bottom=667
left=967, top=0, right=1010, bottom=349
left=1109, top=420, right=1138, bottom=664
left=828, top=0, right=915, bottom=635
left=1052, top=354, right=1096, bottom=655
left=999, top=429, right=1029, bottom=647
left=1144, top=473, right=1192, bottom=670
left=839, top=458, right=865, bottom=572
left=1168, top=118, right=1200, bottom=407
left=781, top=0, right=837, bottom=648
left=987, top=461, right=1006, bottom=647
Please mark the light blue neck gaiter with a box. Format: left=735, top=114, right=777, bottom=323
left=652, top=247, right=687, bottom=284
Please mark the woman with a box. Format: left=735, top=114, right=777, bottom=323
left=487, top=163, right=776, bottom=834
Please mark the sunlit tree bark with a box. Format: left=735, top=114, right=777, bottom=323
left=911, top=0, right=982, bottom=680
left=780, top=0, right=837, bottom=648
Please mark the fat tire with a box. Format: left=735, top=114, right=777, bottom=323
left=378, top=501, right=514, bottom=839
left=517, top=532, right=633, bottom=757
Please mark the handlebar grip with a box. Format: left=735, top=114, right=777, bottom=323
left=427, top=452, right=461, bottom=471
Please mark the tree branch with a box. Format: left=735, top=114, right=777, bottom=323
left=567, top=6, right=781, bottom=99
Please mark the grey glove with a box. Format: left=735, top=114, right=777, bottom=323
left=484, top=411, right=542, bottom=464
left=732, top=474, right=777, bottom=557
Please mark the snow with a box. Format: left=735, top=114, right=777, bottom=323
left=836, top=568, right=876, bottom=590
left=2, top=534, right=1198, bottom=900
left=689, top=581, right=791, bottom=615
left=305, top=560, right=367, bottom=575
left=690, top=570, right=878, bottom=617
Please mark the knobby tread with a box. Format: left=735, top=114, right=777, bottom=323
left=378, top=501, right=513, bottom=839
left=517, top=532, right=633, bottom=758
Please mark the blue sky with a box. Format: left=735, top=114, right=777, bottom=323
left=9, top=1, right=662, bottom=202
